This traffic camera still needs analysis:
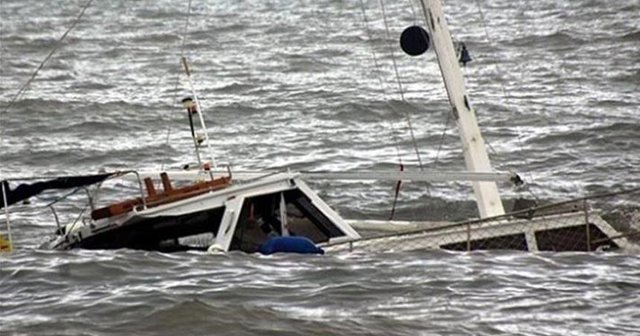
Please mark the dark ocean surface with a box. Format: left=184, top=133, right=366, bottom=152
left=1, top=0, right=639, bottom=335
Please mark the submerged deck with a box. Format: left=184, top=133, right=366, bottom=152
left=328, top=188, right=640, bottom=254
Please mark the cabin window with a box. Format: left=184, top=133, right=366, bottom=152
left=230, top=193, right=281, bottom=253
left=230, top=189, right=344, bottom=253
left=151, top=207, right=225, bottom=252
left=79, top=206, right=225, bottom=252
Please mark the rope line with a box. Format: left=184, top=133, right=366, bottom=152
left=470, top=0, right=502, bottom=159
left=358, top=0, right=410, bottom=220
left=0, top=0, right=5, bottom=152
left=360, top=0, right=434, bottom=218
left=1, top=0, right=94, bottom=115
left=407, top=0, right=418, bottom=25
left=378, top=0, right=425, bottom=171
left=473, top=0, right=538, bottom=199
left=433, top=109, right=451, bottom=169
left=357, top=0, right=404, bottom=166
left=160, top=0, right=193, bottom=172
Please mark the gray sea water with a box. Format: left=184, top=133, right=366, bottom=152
left=1, top=0, right=639, bottom=335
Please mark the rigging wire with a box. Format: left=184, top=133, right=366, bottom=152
left=471, top=4, right=525, bottom=143
left=0, top=0, right=94, bottom=116
left=473, top=0, right=511, bottom=122
left=0, top=0, right=5, bottom=153
left=407, top=0, right=418, bottom=25
left=357, top=0, right=404, bottom=167
left=472, top=0, right=539, bottom=200
left=160, top=0, right=193, bottom=172
left=358, top=0, right=412, bottom=218
left=378, top=0, right=425, bottom=171
left=1, top=0, right=93, bottom=199
left=359, top=0, right=434, bottom=219
left=407, top=0, right=449, bottom=170
left=433, top=110, right=451, bottom=169
left=0, top=0, right=9, bottom=248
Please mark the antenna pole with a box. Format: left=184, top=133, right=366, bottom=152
left=181, top=57, right=218, bottom=170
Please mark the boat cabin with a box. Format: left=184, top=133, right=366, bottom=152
left=46, top=172, right=360, bottom=252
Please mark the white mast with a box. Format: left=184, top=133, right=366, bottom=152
left=419, top=0, right=505, bottom=218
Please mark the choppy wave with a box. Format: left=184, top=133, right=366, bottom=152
left=1, top=0, right=640, bottom=334
left=2, top=250, right=640, bottom=335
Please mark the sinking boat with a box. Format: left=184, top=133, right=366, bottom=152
left=2, top=0, right=638, bottom=254
left=41, top=171, right=360, bottom=253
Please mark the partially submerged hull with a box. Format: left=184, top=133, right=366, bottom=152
left=43, top=172, right=361, bottom=253
left=328, top=211, right=633, bottom=254
left=326, top=188, right=640, bottom=253
left=3, top=0, right=637, bottom=257
left=39, top=170, right=638, bottom=254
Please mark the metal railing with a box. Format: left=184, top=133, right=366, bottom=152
left=325, top=187, right=640, bottom=253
